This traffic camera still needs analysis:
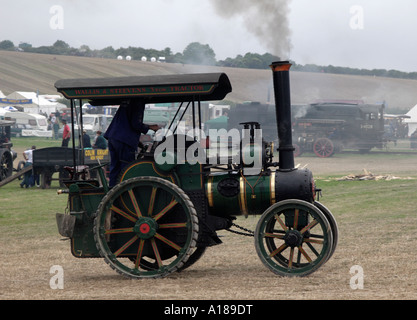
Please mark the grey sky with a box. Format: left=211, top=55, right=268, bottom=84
left=1, top=0, right=416, bottom=72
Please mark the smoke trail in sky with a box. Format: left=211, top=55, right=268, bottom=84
left=210, top=0, right=292, bottom=59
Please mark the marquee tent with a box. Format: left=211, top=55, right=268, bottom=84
left=1, top=91, right=65, bottom=115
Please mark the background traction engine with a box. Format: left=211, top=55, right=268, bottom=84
left=55, top=62, right=338, bottom=279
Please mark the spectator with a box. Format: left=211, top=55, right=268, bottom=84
left=81, top=130, right=92, bottom=148
left=53, top=118, right=60, bottom=140
left=93, top=131, right=107, bottom=150
left=20, top=146, right=38, bottom=188
left=61, top=119, right=71, bottom=147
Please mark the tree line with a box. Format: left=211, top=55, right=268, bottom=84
left=1, top=39, right=417, bottom=80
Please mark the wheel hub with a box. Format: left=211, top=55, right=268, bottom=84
left=134, top=217, right=158, bottom=239
left=284, top=230, right=303, bottom=248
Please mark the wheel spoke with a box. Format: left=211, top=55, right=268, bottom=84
left=264, top=232, right=285, bottom=239
left=150, top=238, right=163, bottom=267
left=105, top=227, right=134, bottom=235
left=300, top=219, right=319, bottom=234
left=147, top=187, right=158, bottom=215
left=293, top=209, right=299, bottom=229
left=306, top=242, right=320, bottom=257
left=110, top=205, right=137, bottom=223
left=159, top=222, right=187, bottom=229
left=298, top=245, right=312, bottom=263
left=309, top=233, right=324, bottom=239
left=297, top=250, right=302, bottom=264
left=274, top=214, right=288, bottom=232
left=114, top=235, right=139, bottom=257
left=288, top=247, right=295, bottom=269
left=153, top=199, right=179, bottom=221
left=154, top=233, right=182, bottom=251
left=134, top=239, right=145, bottom=269
left=269, top=243, right=288, bottom=257
left=304, top=238, right=324, bottom=245
left=128, top=189, right=143, bottom=218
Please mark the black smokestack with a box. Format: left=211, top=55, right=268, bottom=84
left=270, top=61, right=295, bottom=171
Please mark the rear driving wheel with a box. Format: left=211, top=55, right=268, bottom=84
left=314, top=201, right=339, bottom=261
left=313, top=138, right=334, bottom=158
left=255, top=199, right=333, bottom=277
left=94, top=176, right=199, bottom=279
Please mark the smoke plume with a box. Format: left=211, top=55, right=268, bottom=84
left=210, top=0, right=292, bottom=60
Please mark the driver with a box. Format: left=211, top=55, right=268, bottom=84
left=104, top=99, right=160, bottom=187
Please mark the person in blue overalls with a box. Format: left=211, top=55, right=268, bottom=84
left=20, top=146, right=37, bottom=188
left=104, top=99, right=160, bottom=187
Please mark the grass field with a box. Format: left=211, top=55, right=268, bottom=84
left=11, top=137, right=62, bottom=153
left=2, top=50, right=417, bottom=110
left=1, top=142, right=417, bottom=300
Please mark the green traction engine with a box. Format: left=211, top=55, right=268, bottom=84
left=55, top=62, right=339, bottom=278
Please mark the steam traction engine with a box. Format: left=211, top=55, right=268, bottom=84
left=55, top=62, right=338, bottom=278
left=293, top=101, right=385, bottom=158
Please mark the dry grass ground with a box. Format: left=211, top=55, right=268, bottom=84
left=1, top=148, right=417, bottom=301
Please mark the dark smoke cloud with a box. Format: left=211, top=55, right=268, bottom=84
left=210, top=0, right=292, bottom=60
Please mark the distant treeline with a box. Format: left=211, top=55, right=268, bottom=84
left=291, top=63, right=417, bottom=80
left=1, top=39, right=417, bottom=80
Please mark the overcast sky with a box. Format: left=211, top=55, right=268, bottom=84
left=1, top=0, right=417, bottom=72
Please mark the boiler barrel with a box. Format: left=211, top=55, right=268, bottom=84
left=205, top=169, right=315, bottom=217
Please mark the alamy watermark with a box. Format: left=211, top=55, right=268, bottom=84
left=49, top=265, right=64, bottom=290
left=350, top=265, right=364, bottom=290
left=153, top=127, right=263, bottom=175
left=50, top=5, right=64, bottom=30
left=350, top=5, right=364, bottom=30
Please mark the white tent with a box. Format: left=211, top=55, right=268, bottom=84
left=405, top=104, right=417, bottom=137
left=2, top=91, right=65, bottom=115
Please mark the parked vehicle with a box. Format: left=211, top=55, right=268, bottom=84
left=32, top=147, right=109, bottom=189
left=5, top=111, right=48, bottom=131
left=10, top=123, right=30, bottom=137
left=77, top=114, right=113, bottom=136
